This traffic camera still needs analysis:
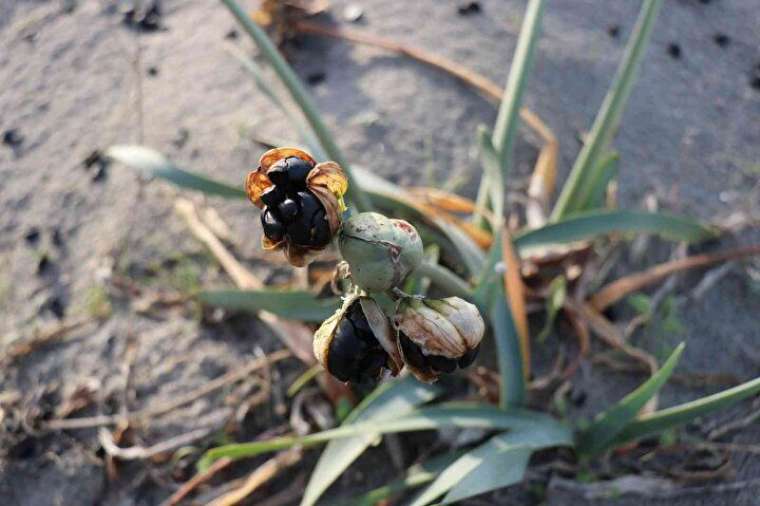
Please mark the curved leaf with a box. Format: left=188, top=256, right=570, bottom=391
left=576, top=343, right=684, bottom=456
left=198, top=289, right=339, bottom=322
left=515, top=210, right=716, bottom=254
left=106, top=145, right=247, bottom=199
left=198, top=404, right=567, bottom=470
left=412, top=423, right=573, bottom=506
left=301, top=377, right=440, bottom=506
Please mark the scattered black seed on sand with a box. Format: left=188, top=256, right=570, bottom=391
left=123, top=0, right=162, bottom=32
left=24, top=227, right=40, bottom=245
left=750, top=64, right=760, bottom=91
left=2, top=129, right=24, bottom=147
left=83, top=149, right=110, bottom=181
left=607, top=24, right=620, bottom=39
left=92, top=164, right=108, bottom=182
left=51, top=227, right=64, bottom=248
left=307, top=71, right=326, bottom=85
left=713, top=33, right=730, bottom=47
left=457, top=1, right=481, bottom=16
left=172, top=128, right=190, bottom=148
left=44, top=296, right=65, bottom=319
left=225, top=29, right=238, bottom=40
left=147, top=66, right=159, bottom=76
left=83, top=150, right=104, bottom=168
left=667, top=43, right=682, bottom=59
left=37, top=254, right=51, bottom=275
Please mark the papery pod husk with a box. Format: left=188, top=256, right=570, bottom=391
left=246, top=147, right=348, bottom=267
left=313, top=294, right=402, bottom=377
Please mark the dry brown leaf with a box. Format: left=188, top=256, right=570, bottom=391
left=501, top=228, right=531, bottom=380
left=590, top=245, right=760, bottom=311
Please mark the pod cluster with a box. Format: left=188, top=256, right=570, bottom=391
left=260, top=156, right=331, bottom=249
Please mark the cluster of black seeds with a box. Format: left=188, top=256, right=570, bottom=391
left=259, top=156, right=331, bottom=248
left=328, top=302, right=389, bottom=383
left=399, top=334, right=480, bottom=375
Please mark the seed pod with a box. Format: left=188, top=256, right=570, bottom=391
left=245, top=147, right=348, bottom=267
left=394, top=297, right=485, bottom=382
left=338, top=212, right=423, bottom=292
left=314, top=295, right=402, bottom=384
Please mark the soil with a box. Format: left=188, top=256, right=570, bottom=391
left=1, top=0, right=759, bottom=505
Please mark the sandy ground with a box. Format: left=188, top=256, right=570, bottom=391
left=1, top=0, right=759, bottom=504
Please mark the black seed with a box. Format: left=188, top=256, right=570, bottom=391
left=2, top=129, right=24, bottom=147
left=83, top=150, right=104, bottom=169
left=328, top=319, right=367, bottom=382
left=307, top=71, right=326, bottom=85
left=285, top=157, right=313, bottom=188
left=347, top=302, right=372, bottom=336
left=147, top=66, right=159, bottom=77
left=713, top=33, right=730, bottom=47
left=359, top=350, right=387, bottom=381
left=261, top=185, right=285, bottom=207
left=225, top=29, right=239, bottom=40
left=37, top=254, right=51, bottom=275
left=44, top=296, right=65, bottom=319
left=457, top=345, right=480, bottom=368
left=310, top=209, right=331, bottom=247
left=570, top=388, right=587, bottom=407
left=51, top=227, right=64, bottom=248
left=286, top=191, right=324, bottom=246
left=24, top=227, right=40, bottom=245
left=428, top=355, right=457, bottom=373
left=667, top=43, right=681, bottom=59
left=607, top=24, right=620, bottom=39
left=399, top=334, right=432, bottom=373
left=267, top=161, right=289, bottom=186
left=260, top=209, right=285, bottom=242
left=277, top=198, right=300, bottom=222
left=457, top=1, right=481, bottom=16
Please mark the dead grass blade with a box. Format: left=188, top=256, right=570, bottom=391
left=161, top=457, right=234, bottom=506
left=99, top=426, right=215, bottom=461
left=409, top=187, right=480, bottom=214
left=501, top=228, right=530, bottom=380
left=207, top=449, right=302, bottom=506
left=1, top=317, right=95, bottom=365
left=590, top=245, right=760, bottom=311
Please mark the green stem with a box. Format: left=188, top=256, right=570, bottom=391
left=415, top=262, right=473, bottom=300
left=219, top=0, right=373, bottom=213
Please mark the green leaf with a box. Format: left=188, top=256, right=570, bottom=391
left=576, top=343, right=685, bottom=456
left=582, top=151, right=619, bottom=211
left=613, top=376, right=760, bottom=446
left=219, top=0, right=373, bottom=212
left=106, top=145, right=246, bottom=199
left=552, top=0, right=664, bottom=219
left=340, top=451, right=465, bottom=506
left=198, top=403, right=566, bottom=470
left=536, top=276, right=567, bottom=342
left=474, top=0, right=545, bottom=224
left=477, top=126, right=504, bottom=220
left=515, top=210, right=716, bottom=254
left=489, top=282, right=526, bottom=408
left=411, top=424, right=573, bottom=506
left=198, top=289, right=339, bottom=323
left=301, top=377, right=440, bottom=506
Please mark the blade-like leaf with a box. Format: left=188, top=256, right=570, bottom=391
left=301, top=377, right=440, bottom=506
left=106, top=145, right=246, bottom=199
left=198, top=289, right=339, bottom=323
left=219, top=0, right=373, bottom=212
left=474, top=0, right=545, bottom=223
left=340, top=451, right=465, bottom=506
left=489, top=281, right=526, bottom=408
left=515, top=210, right=716, bottom=254
left=412, top=424, right=573, bottom=506
left=613, top=376, right=760, bottom=446
left=536, top=276, right=567, bottom=342
left=576, top=343, right=685, bottom=456
left=198, top=404, right=566, bottom=470
left=582, top=151, right=619, bottom=211
left=551, top=0, right=664, bottom=219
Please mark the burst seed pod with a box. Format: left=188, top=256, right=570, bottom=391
left=338, top=212, right=423, bottom=292
left=245, top=147, right=348, bottom=267
left=314, top=295, right=402, bottom=384
left=394, top=297, right=485, bottom=383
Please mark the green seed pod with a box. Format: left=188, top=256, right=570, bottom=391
left=338, top=212, right=423, bottom=292
left=394, top=296, right=485, bottom=383
left=313, top=294, right=402, bottom=384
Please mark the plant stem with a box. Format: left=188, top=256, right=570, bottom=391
left=415, top=262, right=472, bottom=300
left=219, top=0, right=373, bottom=213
